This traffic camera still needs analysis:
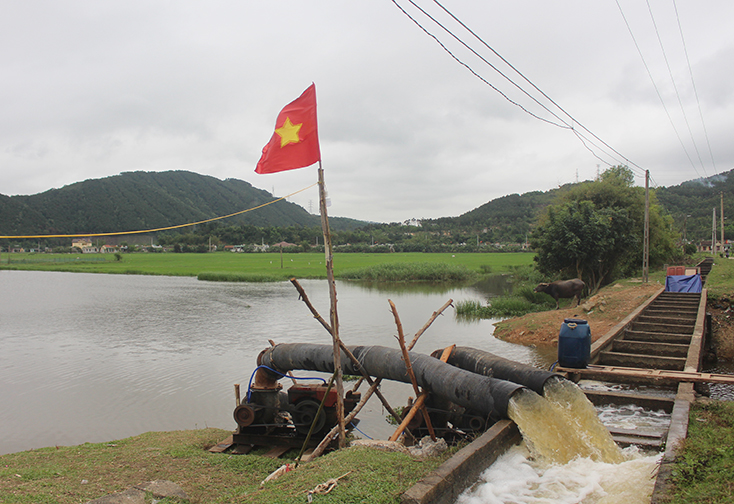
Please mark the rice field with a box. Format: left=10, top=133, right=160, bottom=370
left=0, top=251, right=536, bottom=281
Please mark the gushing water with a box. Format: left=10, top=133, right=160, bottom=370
left=506, top=379, right=622, bottom=464
left=464, top=378, right=659, bottom=503
left=542, top=378, right=623, bottom=464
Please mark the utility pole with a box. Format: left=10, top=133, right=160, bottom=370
left=712, top=207, right=717, bottom=257
left=643, top=170, right=650, bottom=283
left=721, top=192, right=725, bottom=255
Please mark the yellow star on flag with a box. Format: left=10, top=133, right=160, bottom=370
left=275, top=117, right=303, bottom=148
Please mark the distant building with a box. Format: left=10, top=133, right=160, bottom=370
left=71, top=238, right=93, bottom=250
left=272, top=241, right=297, bottom=248
left=698, top=240, right=729, bottom=253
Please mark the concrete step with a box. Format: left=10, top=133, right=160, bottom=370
left=645, top=303, right=699, bottom=311
left=612, top=340, right=689, bottom=358
left=636, top=314, right=696, bottom=325
left=629, top=321, right=695, bottom=335
left=597, top=351, right=686, bottom=371
left=656, top=292, right=701, bottom=299
left=642, top=309, right=698, bottom=319
left=623, top=329, right=692, bottom=345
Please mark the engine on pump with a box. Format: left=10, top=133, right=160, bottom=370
left=232, top=382, right=360, bottom=449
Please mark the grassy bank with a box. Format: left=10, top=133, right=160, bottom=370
left=669, top=400, right=734, bottom=504
left=0, top=429, right=457, bottom=504
left=0, top=251, right=535, bottom=281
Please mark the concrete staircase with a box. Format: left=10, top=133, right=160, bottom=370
left=596, top=292, right=701, bottom=371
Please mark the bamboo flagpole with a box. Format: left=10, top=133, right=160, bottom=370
left=253, top=84, right=346, bottom=447
left=317, top=162, right=346, bottom=448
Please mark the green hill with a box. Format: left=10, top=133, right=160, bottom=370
left=1, top=171, right=364, bottom=237
left=2, top=167, right=732, bottom=248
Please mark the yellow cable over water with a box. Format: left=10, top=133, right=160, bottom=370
left=0, top=183, right=318, bottom=239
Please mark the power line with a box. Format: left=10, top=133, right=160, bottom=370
left=646, top=0, right=707, bottom=177
left=615, top=0, right=701, bottom=179
left=673, top=0, right=718, bottom=175
left=392, top=0, right=648, bottom=178
left=389, top=0, right=570, bottom=129
left=428, top=0, right=647, bottom=176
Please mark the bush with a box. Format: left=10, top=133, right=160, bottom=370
left=339, top=262, right=477, bottom=282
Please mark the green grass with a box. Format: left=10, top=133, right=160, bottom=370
left=0, top=252, right=536, bottom=281
left=669, top=400, right=734, bottom=504
left=339, top=262, right=478, bottom=282
left=456, top=286, right=557, bottom=318
left=0, top=428, right=458, bottom=504
left=700, top=254, right=734, bottom=300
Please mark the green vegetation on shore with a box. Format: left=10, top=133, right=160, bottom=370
left=456, top=286, right=556, bottom=318
left=0, top=429, right=458, bottom=504
left=0, top=251, right=535, bottom=281
left=669, top=400, right=734, bottom=504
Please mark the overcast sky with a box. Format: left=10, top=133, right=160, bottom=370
left=2, top=1, right=732, bottom=224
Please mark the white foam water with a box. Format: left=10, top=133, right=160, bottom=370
left=457, top=444, right=661, bottom=504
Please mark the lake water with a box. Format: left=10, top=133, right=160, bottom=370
left=0, top=270, right=552, bottom=456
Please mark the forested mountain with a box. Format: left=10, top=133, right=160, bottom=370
left=0, top=171, right=364, bottom=237
left=421, top=186, right=573, bottom=244
left=2, top=168, right=732, bottom=250
left=655, top=169, right=734, bottom=242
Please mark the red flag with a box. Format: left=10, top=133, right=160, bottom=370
left=255, top=84, right=321, bottom=174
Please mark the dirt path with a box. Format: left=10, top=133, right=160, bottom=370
left=492, top=281, right=664, bottom=347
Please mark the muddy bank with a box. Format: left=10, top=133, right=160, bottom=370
left=492, top=281, right=664, bottom=347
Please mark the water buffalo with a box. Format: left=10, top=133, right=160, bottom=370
left=534, top=279, right=585, bottom=310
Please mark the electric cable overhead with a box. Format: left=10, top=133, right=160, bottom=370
left=391, top=0, right=649, bottom=180
left=389, top=0, right=571, bottom=130
left=673, top=0, right=718, bottom=175
left=427, top=0, right=647, bottom=177
left=615, top=0, right=705, bottom=180
left=646, top=0, right=707, bottom=178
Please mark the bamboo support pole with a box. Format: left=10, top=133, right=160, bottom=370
left=317, top=163, right=346, bottom=448
left=389, top=300, right=437, bottom=441
left=303, top=300, right=455, bottom=462
left=234, top=384, right=241, bottom=407
left=389, top=345, right=455, bottom=442
left=290, top=278, right=404, bottom=425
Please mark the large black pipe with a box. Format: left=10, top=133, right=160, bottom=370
left=435, top=346, right=564, bottom=395
left=258, top=343, right=525, bottom=419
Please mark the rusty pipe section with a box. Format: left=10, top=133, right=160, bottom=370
left=257, top=343, right=525, bottom=419
left=435, top=346, right=565, bottom=396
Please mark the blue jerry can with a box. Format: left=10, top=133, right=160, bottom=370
left=558, top=318, right=591, bottom=368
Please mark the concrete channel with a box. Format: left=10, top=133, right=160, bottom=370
left=401, top=258, right=719, bottom=504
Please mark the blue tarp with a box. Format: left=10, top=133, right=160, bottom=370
left=665, top=274, right=702, bottom=293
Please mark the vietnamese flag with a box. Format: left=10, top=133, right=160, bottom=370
left=255, top=84, right=321, bottom=174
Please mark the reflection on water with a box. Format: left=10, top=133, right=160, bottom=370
left=0, top=270, right=548, bottom=455
left=467, top=275, right=515, bottom=299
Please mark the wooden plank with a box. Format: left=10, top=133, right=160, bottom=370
left=263, top=446, right=292, bottom=459
left=208, top=435, right=234, bottom=453
left=557, top=365, right=734, bottom=385
left=232, top=444, right=253, bottom=455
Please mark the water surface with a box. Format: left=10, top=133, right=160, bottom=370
left=0, top=270, right=546, bottom=455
